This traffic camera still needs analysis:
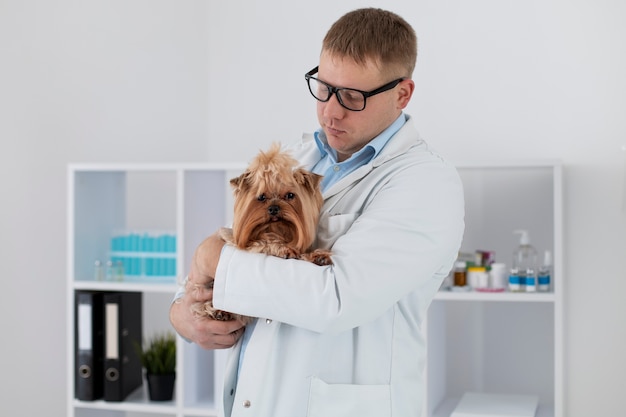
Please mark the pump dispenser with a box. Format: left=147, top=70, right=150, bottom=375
left=512, top=230, right=538, bottom=292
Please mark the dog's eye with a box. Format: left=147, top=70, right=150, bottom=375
left=285, top=192, right=295, bottom=200
left=257, top=194, right=266, bottom=202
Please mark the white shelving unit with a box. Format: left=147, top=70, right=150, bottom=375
left=67, top=160, right=562, bottom=417
left=426, top=160, right=563, bottom=417
left=67, top=163, right=244, bottom=417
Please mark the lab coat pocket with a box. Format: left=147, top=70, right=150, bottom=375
left=307, top=377, right=391, bottom=417
left=316, top=212, right=358, bottom=249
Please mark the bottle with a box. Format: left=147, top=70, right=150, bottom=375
left=512, top=230, right=538, bottom=292
left=453, top=261, right=467, bottom=287
left=105, top=260, right=115, bottom=281
left=94, top=260, right=104, bottom=281
left=467, top=266, right=488, bottom=289
left=508, top=267, right=521, bottom=292
left=114, top=260, right=125, bottom=282
left=489, top=262, right=507, bottom=290
left=538, top=250, right=552, bottom=292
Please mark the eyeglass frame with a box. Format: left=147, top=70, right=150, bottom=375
left=304, top=66, right=406, bottom=112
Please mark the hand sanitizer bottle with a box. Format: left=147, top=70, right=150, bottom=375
left=512, top=230, right=538, bottom=292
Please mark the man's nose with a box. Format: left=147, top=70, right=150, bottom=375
left=322, top=92, right=346, bottom=118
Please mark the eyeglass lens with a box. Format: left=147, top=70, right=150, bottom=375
left=307, top=77, right=366, bottom=111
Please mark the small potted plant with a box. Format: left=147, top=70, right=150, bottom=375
left=136, top=331, right=176, bottom=401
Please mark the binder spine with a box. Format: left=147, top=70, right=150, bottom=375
left=74, top=291, right=104, bottom=401
left=103, top=292, right=143, bottom=402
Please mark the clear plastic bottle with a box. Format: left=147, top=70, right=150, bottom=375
left=94, top=260, right=104, bottom=281
left=105, top=260, right=115, bottom=281
left=538, top=250, right=552, bottom=292
left=512, top=230, right=538, bottom=292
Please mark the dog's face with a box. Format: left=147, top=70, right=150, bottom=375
left=230, top=144, right=323, bottom=252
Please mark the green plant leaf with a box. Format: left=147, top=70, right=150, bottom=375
left=135, top=331, right=177, bottom=375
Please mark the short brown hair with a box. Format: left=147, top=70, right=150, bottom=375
left=322, top=8, right=417, bottom=78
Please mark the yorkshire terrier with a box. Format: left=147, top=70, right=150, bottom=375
left=192, top=143, right=332, bottom=324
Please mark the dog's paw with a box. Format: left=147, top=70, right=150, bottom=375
left=301, top=249, right=333, bottom=266
left=272, top=245, right=300, bottom=260
left=212, top=310, right=234, bottom=321
left=191, top=301, right=234, bottom=321
left=190, top=301, right=215, bottom=319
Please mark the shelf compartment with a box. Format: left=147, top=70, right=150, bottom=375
left=456, top=164, right=557, bottom=294
left=181, top=169, right=237, bottom=274
left=180, top=343, right=221, bottom=412
left=426, top=299, right=555, bottom=417
left=70, top=169, right=178, bottom=284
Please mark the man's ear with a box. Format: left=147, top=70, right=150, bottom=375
left=397, top=79, right=415, bottom=109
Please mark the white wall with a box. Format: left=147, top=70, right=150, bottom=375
left=0, top=1, right=209, bottom=415
left=205, top=1, right=626, bottom=417
left=1, top=1, right=624, bottom=416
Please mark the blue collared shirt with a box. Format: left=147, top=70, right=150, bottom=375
left=312, top=113, right=407, bottom=192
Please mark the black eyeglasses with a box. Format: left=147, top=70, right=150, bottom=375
left=304, top=66, right=405, bottom=111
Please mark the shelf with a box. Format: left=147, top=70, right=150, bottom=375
left=455, top=159, right=561, bottom=169
left=435, top=290, right=555, bottom=302
left=179, top=402, right=220, bottom=417
left=68, top=162, right=246, bottom=172
left=73, top=279, right=179, bottom=294
left=432, top=397, right=554, bottom=417
left=73, top=386, right=176, bottom=414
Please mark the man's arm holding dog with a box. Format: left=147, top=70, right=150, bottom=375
left=169, top=231, right=245, bottom=349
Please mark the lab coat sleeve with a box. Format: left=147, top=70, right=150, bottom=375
left=212, top=157, right=464, bottom=334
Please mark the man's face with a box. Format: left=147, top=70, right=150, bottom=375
left=316, top=51, right=413, bottom=162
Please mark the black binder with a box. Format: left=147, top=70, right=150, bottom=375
left=103, top=291, right=143, bottom=402
left=74, top=291, right=104, bottom=401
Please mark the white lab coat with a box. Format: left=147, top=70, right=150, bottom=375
left=212, top=115, right=465, bottom=417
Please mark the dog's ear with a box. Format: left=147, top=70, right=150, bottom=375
left=230, top=171, right=252, bottom=193
left=293, top=169, right=323, bottom=193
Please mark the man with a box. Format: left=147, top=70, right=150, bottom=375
left=170, top=8, right=464, bottom=417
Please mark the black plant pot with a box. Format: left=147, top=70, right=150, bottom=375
left=146, top=373, right=175, bottom=401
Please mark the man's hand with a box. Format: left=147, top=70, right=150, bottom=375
left=169, top=290, right=244, bottom=350
left=169, top=231, right=244, bottom=349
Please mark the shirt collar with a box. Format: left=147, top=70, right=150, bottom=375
left=313, top=113, right=406, bottom=164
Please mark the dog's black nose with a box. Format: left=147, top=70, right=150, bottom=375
left=268, top=205, right=280, bottom=216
